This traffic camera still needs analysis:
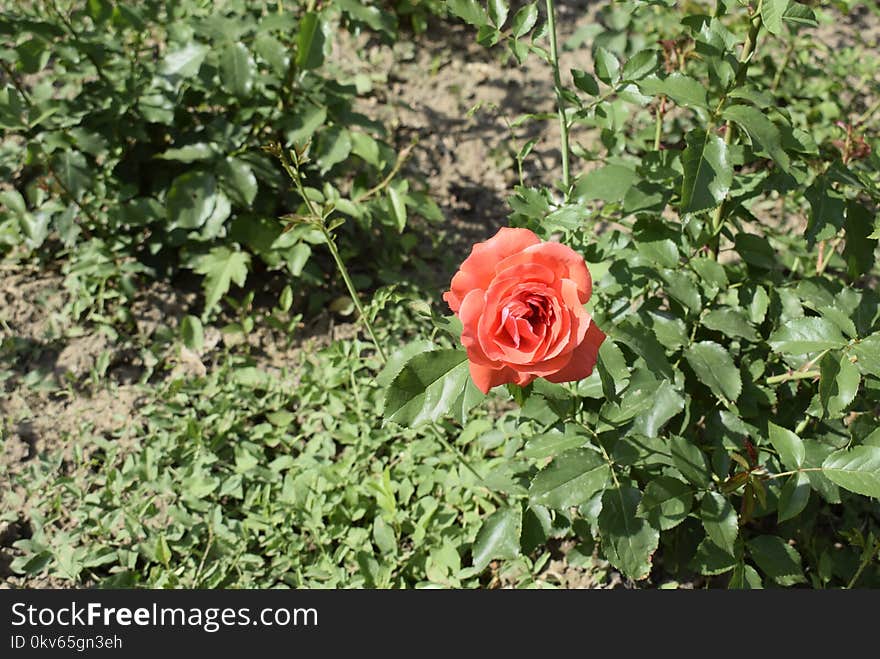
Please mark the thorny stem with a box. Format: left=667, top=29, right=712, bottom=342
left=765, top=348, right=830, bottom=385
left=277, top=147, right=387, bottom=364
left=545, top=0, right=571, bottom=195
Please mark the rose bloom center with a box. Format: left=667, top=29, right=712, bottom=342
left=497, top=292, right=554, bottom=350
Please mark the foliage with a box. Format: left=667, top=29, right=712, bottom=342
left=0, top=0, right=441, bottom=321
left=383, top=0, right=880, bottom=587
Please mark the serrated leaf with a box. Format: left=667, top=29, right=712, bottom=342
left=612, top=318, right=674, bottom=380
left=821, top=446, right=880, bottom=498
left=511, top=3, right=538, bottom=38
left=574, top=164, right=636, bottom=202
left=701, top=492, right=738, bottom=553
left=681, top=130, right=733, bottom=213
left=529, top=448, right=610, bottom=509
left=685, top=341, right=742, bottom=402
left=593, top=46, right=620, bottom=85
left=767, top=422, right=805, bottom=470
left=819, top=352, right=860, bottom=418
left=804, top=177, right=846, bottom=245
left=637, top=476, right=693, bottom=531
left=768, top=317, right=848, bottom=354
left=747, top=535, right=806, bottom=586
left=702, top=308, right=759, bottom=342
left=722, top=105, right=790, bottom=170
left=522, top=427, right=589, bottom=460
left=692, top=537, right=736, bottom=576
left=194, top=246, right=251, bottom=311
left=598, top=486, right=659, bottom=580
left=383, top=349, right=483, bottom=427
left=472, top=506, right=522, bottom=571
left=669, top=435, right=711, bottom=488
left=851, top=333, right=880, bottom=377
left=631, top=380, right=685, bottom=438
left=622, top=49, right=659, bottom=81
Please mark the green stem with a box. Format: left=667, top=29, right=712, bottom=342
left=709, top=0, right=765, bottom=253
left=847, top=538, right=880, bottom=589
left=545, top=0, right=570, bottom=195
left=765, top=369, right=820, bottom=385
left=653, top=97, right=665, bottom=150
left=319, top=223, right=387, bottom=364
left=763, top=467, right=824, bottom=481
left=277, top=147, right=387, bottom=364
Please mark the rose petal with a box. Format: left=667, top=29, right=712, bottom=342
left=445, top=228, right=541, bottom=313
left=496, top=241, right=592, bottom=303
left=544, top=320, right=606, bottom=384
left=469, top=361, right=520, bottom=394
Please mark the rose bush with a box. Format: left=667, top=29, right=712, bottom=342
left=444, top=227, right=605, bottom=393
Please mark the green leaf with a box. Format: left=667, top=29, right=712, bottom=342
left=637, top=476, right=693, bottom=531
left=700, top=492, right=738, bottom=553
left=818, top=352, right=860, bottom=417
left=155, top=143, right=216, bottom=163
left=220, top=42, right=255, bottom=97
left=161, top=42, right=209, bottom=77
left=316, top=127, right=352, bottom=174
left=761, top=0, right=788, bottom=36
left=53, top=151, right=91, bottom=201
left=631, top=380, right=685, bottom=438
left=851, top=333, right=880, bottom=378
left=574, top=164, right=636, bottom=202
left=598, top=486, right=660, bottom=580
left=612, top=318, right=674, bottom=380
left=571, top=69, right=599, bottom=96
left=747, top=535, right=806, bottom=586
left=684, top=341, right=742, bottom=402
left=777, top=472, right=810, bottom=523
left=622, top=49, right=659, bottom=81
left=783, top=2, right=818, bottom=26
left=529, top=448, right=611, bottom=510
left=735, top=233, right=778, bottom=270
left=522, top=426, right=589, bottom=460
left=297, top=12, right=325, bottom=70
left=804, top=177, right=846, bottom=245
left=166, top=171, right=222, bottom=230
left=472, top=506, right=522, bottom=571
left=821, top=446, right=880, bottom=498
left=767, top=422, right=805, bottom=470
left=593, top=47, right=620, bottom=85
left=768, top=317, right=848, bottom=354
left=637, top=73, right=708, bottom=108
left=181, top=315, right=204, bottom=352
left=376, top=340, right=435, bottom=388
left=511, top=3, right=538, bottom=38
left=388, top=185, right=407, bottom=233
left=669, top=435, right=711, bottom=488
left=702, top=308, right=759, bottom=342
left=488, top=0, right=509, bottom=28
left=383, top=349, right=484, bottom=427
left=194, top=246, right=251, bottom=312
left=680, top=130, right=733, bottom=213
left=722, top=105, right=790, bottom=170
left=219, top=157, right=258, bottom=207
left=692, top=538, right=737, bottom=576
left=728, top=562, right=763, bottom=589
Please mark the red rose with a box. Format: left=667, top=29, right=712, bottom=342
left=444, top=227, right=606, bottom=394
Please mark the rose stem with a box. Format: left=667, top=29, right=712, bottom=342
left=277, top=146, right=387, bottom=364
left=546, top=0, right=571, bottom=196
